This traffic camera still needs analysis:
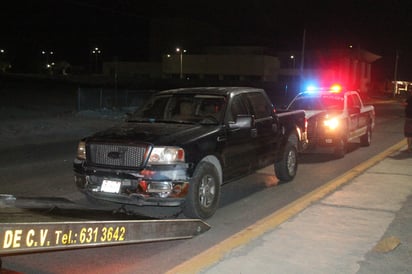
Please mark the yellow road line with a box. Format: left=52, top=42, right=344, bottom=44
left=167, top=140, right=407, bottom=274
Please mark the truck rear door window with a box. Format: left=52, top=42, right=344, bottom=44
left=245, top=92, right=272, bottom=119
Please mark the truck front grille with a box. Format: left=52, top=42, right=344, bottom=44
left=307, top=117, right=319, bottom=143
left=88, top=143, right=149, bottom=168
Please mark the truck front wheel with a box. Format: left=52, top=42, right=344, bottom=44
left=183, top=162, right=221, bottom=219
left=333, top=138, right=346, bottom=158
left=360, top=125, right=372, bottom=146
left=274, top=142, right=298, bottom=182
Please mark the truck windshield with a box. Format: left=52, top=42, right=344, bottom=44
left=128, top=94, right=227, bottom=124
left=289, top=95, right=344, bottom=111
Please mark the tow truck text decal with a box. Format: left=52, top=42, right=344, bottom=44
left=0, top=219, right=210, bottom=255
left=1, top=223, right=126, bottom=252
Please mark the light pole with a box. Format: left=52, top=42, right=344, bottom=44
left=176, top=47, right=186, bottom=79
left=0, top=49, right=7, bottom=72
left=290, top=55, right=295, bottom=68
left=393, top=49, right=399, bottom=97
left=92, top=47, right=101, bottom=73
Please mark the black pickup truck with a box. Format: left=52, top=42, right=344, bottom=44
left=74, top=87, right=307, bottom=219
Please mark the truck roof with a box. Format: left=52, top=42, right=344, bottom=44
left=156, top=87, right=264, bottom=97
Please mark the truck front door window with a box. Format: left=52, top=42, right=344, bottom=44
left=230, top=95, right=248, bottom=122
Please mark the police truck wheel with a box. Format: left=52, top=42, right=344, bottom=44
left=360, top=125, right=372, bottom=146
left=274, top=142, right=298, bottom=182
left=334, top=138, right=346, bottom=158
left=183, top=162, right=221, bottom=219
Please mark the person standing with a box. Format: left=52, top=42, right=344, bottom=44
left=404, top=91, right=412, bottom=152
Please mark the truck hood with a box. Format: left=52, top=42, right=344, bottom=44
left=303, top=110, right=326, bottom=119
left=304, top=110, right=342, bottom=119
left=86, top=121, right=219, bottom=145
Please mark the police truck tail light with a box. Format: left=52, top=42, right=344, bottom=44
left=76, top=141, right=86, bottom=160
left=323, top=117, right=339, bottom=130
left=148, top=146, right=185, bottom=164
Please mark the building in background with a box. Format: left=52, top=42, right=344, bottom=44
left=162, top=47, right=279, bottom=82
left=102, top=46, right=381, bottom=95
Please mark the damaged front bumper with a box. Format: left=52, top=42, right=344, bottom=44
left=74, top=160, right=191, bottom=207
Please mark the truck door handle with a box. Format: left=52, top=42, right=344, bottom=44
left=217, top=136, right=226, bottom=142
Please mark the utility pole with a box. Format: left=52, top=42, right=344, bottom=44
left=300, top=28, right=306, bottom=74
left=300, top=28, right=306, bottom=90
left=393, top=49, right=399, bottom=97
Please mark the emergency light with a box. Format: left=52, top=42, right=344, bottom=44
left=304, top=84, right=343, bottom=94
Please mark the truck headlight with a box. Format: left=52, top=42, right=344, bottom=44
left=323, top=117, right=339, bottom=130
left=76, top=141, right=86, bottom=160
left=148, top=146, right=185, bottom=164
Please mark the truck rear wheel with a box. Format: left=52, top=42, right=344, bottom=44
left=183, top=162, right=221, bottom=219
left=274, top=142, right=298, bottom=182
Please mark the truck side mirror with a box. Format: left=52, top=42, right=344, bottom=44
left=229, top=114, right=254, bottom=129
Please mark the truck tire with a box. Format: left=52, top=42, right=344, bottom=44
left=333, top=138, right=346, bottom=158
left=183, top=162, right=221, bottom=219
left=274, top=142, right=298, bottom=182
left=360, top=125, right=372, bottom=146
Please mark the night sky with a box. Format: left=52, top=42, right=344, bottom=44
left=2, top=0, right=412, bottom=79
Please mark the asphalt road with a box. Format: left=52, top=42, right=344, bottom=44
left=0, top=100, right=406, bottom=274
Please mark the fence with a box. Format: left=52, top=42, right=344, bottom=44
left=76, top=88, right=155, bottom=111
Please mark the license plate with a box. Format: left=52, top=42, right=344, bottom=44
left=101, top=179, right=121, bottom=193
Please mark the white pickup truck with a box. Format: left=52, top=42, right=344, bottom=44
left=286, top=85, right=375, bottom=157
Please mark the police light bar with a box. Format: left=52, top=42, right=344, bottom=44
left=306, top=85, right=317, bottom=92
left=304, top=84, right=343, bottom=94
left=330, top=84, right=342, bottom=93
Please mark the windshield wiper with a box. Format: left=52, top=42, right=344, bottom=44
left=166, top=119, right=197, bottom=124
left=127, top=118, right=155, bottom=123
left=127, top=118, right=197, bottom=124
left=199, top=120, right=219, bottom=125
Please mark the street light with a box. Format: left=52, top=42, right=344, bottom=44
left=290, top=55, right=295, bottom=68
left=0, top=49, right=7, bottom=72
left=92, top=47, right=102, bottom=73
left=41, top=50, right=54, bottom=72
left=42, top=50, right=54, bottom=63
left=176, top=47, right=186, bottom=79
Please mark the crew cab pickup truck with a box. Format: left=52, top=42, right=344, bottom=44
left=74, top=87, right=307, bottom=219
left=286, top=85, right=375, bottom=157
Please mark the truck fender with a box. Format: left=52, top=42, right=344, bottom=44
left=275, top=130, right=299, bottom=163
left=198, top=155, right=223, bottom=185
